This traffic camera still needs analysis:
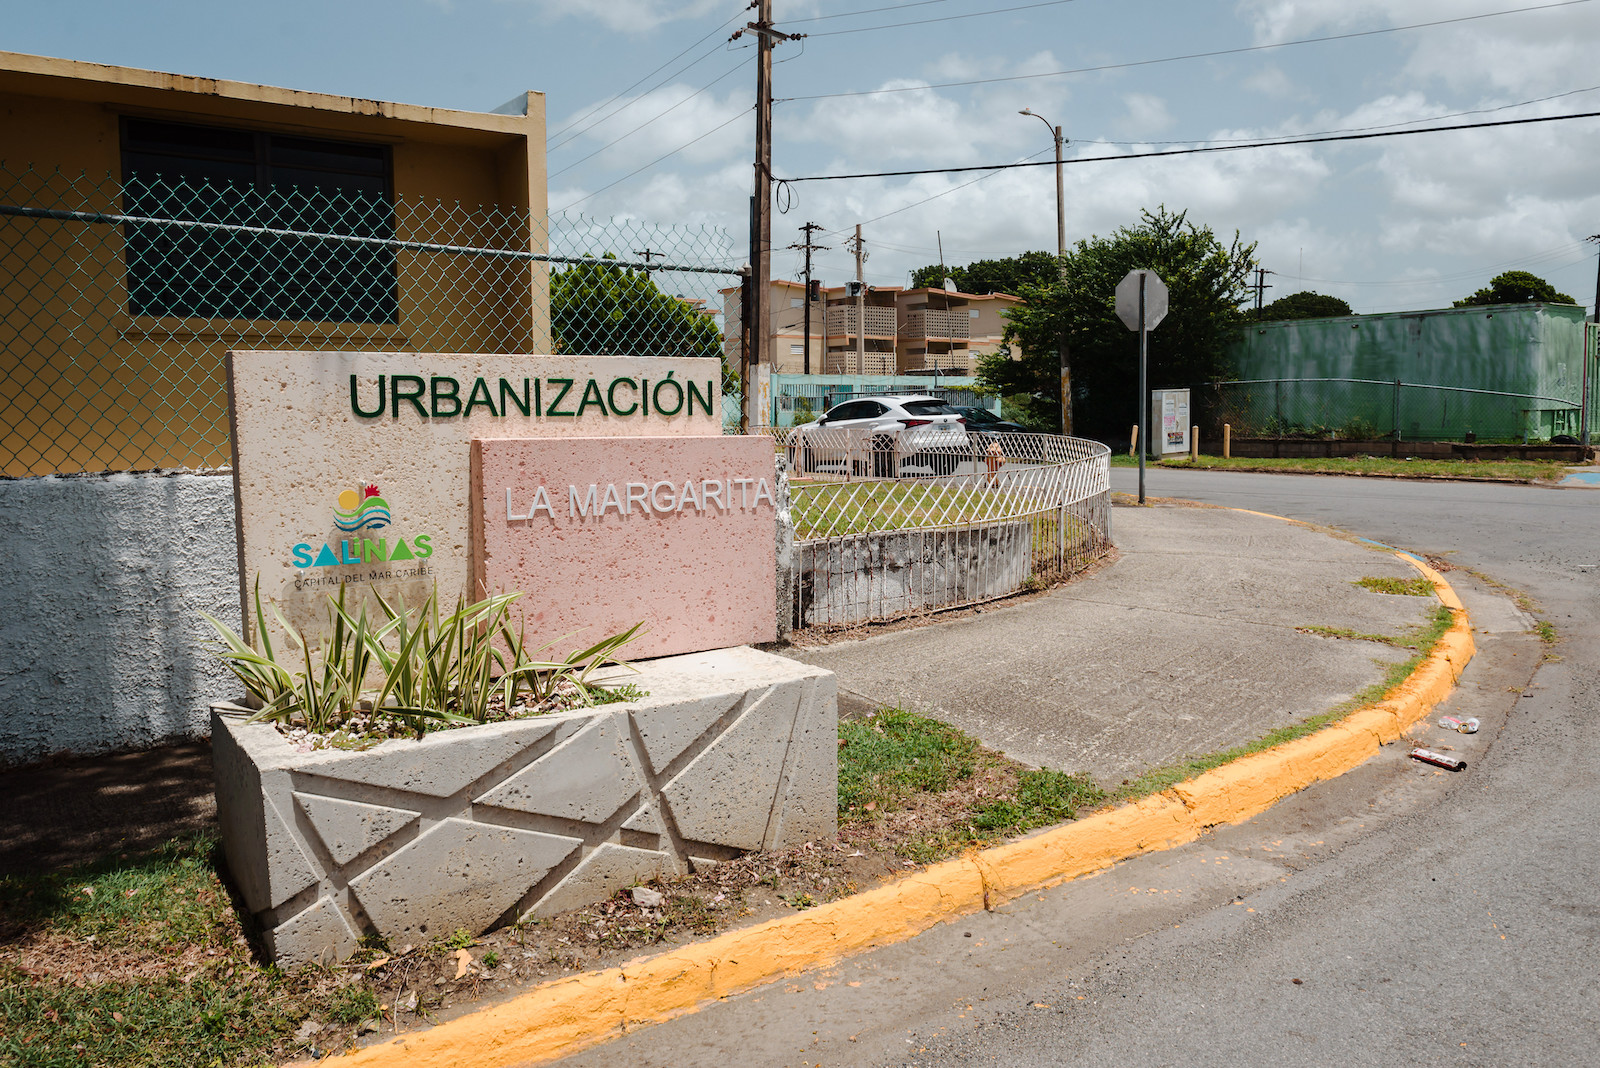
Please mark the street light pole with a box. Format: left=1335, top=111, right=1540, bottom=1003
left=1020, top=107, right=1071, bottom=435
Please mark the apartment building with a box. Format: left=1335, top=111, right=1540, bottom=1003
left=722, top=279, right=1023, bottom=378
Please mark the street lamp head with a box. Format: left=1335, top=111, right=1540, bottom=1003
left=1018, top=108, right=1034, bottom=116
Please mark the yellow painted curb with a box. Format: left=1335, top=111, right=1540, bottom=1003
left=320, top=541, right=1473, bottom=1068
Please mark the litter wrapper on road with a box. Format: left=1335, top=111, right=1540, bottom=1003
left=1410, top=747, right=1467, bottom=771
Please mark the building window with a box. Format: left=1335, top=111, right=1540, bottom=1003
left=790, top=343, right=805, bottom=354
left=969, top=309, right=980, bottom=318
left=790, top=297, right=804, bottom=309
left=120, top=118, right=398, bottom=323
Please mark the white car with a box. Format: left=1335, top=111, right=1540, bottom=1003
left=790, top=395, right=971, bottom=476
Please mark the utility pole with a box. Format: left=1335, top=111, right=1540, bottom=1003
left=1584, top=234, right=1600, bottom=444
left=731, top=1, right=797, bottom=430
left=850, top=224, right=867, bottom=375
left=789, top=222, right=828, bottom=375
left=1253, top=267, right=1274, bottom=315
left=1019, top=107, right=1070, bottom=435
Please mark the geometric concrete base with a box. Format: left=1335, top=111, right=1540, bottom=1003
left=212, top=646, right=837, bottom=965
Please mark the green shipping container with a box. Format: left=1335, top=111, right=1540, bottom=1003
left=1225, top=303, right=1596, bottom=441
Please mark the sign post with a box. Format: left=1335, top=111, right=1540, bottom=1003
left=1115, top=269, right=1168, bottom=504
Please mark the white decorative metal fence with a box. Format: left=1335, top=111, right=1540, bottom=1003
left=752, top=430, right=1112, bottom=629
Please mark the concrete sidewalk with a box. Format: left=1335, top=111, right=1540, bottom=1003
left=787, top=502, right=1439, bottom=785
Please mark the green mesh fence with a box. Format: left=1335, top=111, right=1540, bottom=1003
left=1207, top=377, right=1585, bottom=443
left=0, top=165, right=739, bottom=476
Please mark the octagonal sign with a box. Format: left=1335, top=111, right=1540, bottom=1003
left=1115, top=269, right=1168, bottom=332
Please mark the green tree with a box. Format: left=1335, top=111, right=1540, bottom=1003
left=981, top=207, right=1257, bottom=441
left=1255, top=290, right=1353, bottom=320
left=551, top=258, right=734, bottom=391
left=909, top=251, right=1060, bottom=294
left=1453, top=270, right=1576, bottom=308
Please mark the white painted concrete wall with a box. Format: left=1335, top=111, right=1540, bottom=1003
left=0, top=471, right=241, bottom=765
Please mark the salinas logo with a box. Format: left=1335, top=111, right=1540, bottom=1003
left=292, top=483, right=432, bottom=570
left=335, top=484, right=391, bottom=532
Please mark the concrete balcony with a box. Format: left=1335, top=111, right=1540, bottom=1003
left=901, top=308, right=970, bottom=341
left=824, top=305, right=898, bottom=339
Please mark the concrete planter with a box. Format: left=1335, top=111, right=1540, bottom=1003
left=213, top=646, right=836, bottom=965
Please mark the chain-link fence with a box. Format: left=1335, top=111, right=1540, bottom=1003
left=753, top=429, right=1111, bottom=629
left=0, top=165, right=739, bottom=476
left=1206, top=377, right=1587, bottom=443
left=769, top=374, right=994, bottom=428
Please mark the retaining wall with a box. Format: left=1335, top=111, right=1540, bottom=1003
left=795, top=519, right=1033, bottom=628
left=1225, top=438, right=1592, bottom=461
left=0, top=471, right=239, bottom=764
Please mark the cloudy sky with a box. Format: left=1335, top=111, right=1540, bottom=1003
left=11, top=0, right=1600, bottom=313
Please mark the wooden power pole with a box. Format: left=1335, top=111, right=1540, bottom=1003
left=790, top=222, right=827, bottom=375
left=733, top=0, right=796, bottom=429
left=851, top=224, right=866, bottom=374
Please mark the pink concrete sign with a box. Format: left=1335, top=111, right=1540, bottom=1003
left=471, top=436, right=778, bottom=661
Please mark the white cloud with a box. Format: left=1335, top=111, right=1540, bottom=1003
left=549, top=82, right=750, bottom=179
left=506, top=0, right=731, bottom=34
left=1235, top=0, right=1600, bottom=96
left=1119, top=93, right=1175, bottom=135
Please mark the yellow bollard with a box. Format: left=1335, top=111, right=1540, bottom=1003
left=1130, top=424, right=1140, bottom=458
left=1191, top=425, right=1199, bottom=462
left=1223, top=422, right=1232, bottom=459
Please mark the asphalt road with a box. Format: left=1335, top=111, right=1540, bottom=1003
left=896, top=468, right=1600, bottom=1068
left=553, top=468, right=1599, bottom=1068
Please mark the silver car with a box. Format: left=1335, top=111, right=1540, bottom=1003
left=790, top=395, right=970, bottom=476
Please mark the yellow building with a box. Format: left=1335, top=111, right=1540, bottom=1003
left=0, top=51, right=546, bottom=475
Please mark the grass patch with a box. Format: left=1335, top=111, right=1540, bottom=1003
left=1298, top=624, right=1413, bottom=647
left=0, top=834, right=328, bottom=1068
left=1115, top=603, right=1454, bottom=802
left=969, top=769, right=1105, bottom=835
left=837, top=706, right=979, bottom=817
left=838, top=709, right=1107, bottom=865
left=1108, top=453, right=1566, bottom=482
left=791, top=479, right=1003, bottom=539
left=1356, top=575, right=1436, bottom=596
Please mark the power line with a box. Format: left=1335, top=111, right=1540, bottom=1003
left=781, top=109, right=1600, bottom=182
left=554, top=108, right=752, bottom=212
left=777, top=1, right=1593, bottom=102
left=547, top=5, right=748, bottom=145
left=786, top=0, right=953, bottom=24
left=549, top=60, right=749, bottom=179
left=1072, top=84, right=1600, bottom=147
left=805, top=0, right=1082, bottom=37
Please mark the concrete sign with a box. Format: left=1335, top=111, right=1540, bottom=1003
left=226, top=350, right=721, bottom=645
left=1115, top=269, right=1169, bottom=332
left=471, top=436, right=777, bottom=659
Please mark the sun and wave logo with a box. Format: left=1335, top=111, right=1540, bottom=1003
left=292, top=483, right=432, bottom=571
left=334, top=484, right=391, bottom=532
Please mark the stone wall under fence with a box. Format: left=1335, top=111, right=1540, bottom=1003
left=795, top=519, right=1034, bottom=628
left=213, top=645, right=837, bottom=965
left=0, top=470, right=239, bottom=765
left=1223, top=437, right=1593, bottom=461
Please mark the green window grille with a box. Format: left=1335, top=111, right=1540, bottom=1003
left=120, top=118, right=399, bottom=324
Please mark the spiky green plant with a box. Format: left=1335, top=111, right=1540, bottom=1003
left=202, top=581, right=643, bottom=739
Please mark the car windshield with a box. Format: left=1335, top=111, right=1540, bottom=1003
left=957, top=406, right=1001, bottom=423
left=902, top=400, right=960, bottom=416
